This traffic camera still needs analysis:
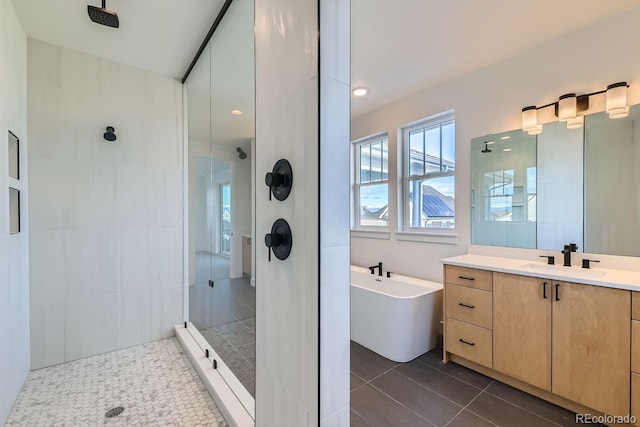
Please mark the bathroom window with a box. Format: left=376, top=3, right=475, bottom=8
left=353, top=134, right=389, bottom=228
left=402, top=112, right=455, bottom=231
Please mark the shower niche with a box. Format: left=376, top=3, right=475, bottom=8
left=8, top=131, right=21, bottom=234
left=8, top=131, right=19, bottom=179
left=9, top=188, right=20, bottom=234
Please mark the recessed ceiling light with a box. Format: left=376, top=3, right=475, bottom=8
left=500, top=136, right=511, bottom=140
left=485, top=141, right=495, bottom=145
left=352, top=87, right=368, bottom=97
left=503, top=148, right=512, bottom=152
left=230, top=109, right=243, bottom=115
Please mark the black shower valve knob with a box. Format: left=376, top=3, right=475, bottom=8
left=265, top=171, right=284, bottom=188
left=264, top=232, right=284, bottom=249
left=265, top=159, right=293, bottom=201
left=265, top=218, right=292, bottom=262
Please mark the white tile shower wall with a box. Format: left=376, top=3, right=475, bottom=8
left=255, top=0, right=350, bottom=425
left=350, top=8, right=640, bottom=283
left=0, top=0, right=29, bottom=424
left=27, top=39, right=183, bottom=370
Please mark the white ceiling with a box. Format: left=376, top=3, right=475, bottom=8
left=10, top=0, right=640, bottom=140
left=351, top=0, right=640, bottom=117
left=10, top=0, right=226, bottom=80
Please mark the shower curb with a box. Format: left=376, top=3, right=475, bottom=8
left=175, top=324, right=254, bottom=427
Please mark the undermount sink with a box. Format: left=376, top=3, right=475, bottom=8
left=522, top=262, right=607, bottom=278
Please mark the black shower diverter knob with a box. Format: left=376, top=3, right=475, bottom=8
left=265, top=159, right=293, bottom=201
left=265, top=171, right=284, bottom=188
left=264, top=232, right=284, bottom=248
left=265, top=218, right=292, bottom=261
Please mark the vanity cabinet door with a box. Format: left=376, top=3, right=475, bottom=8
left=493, top=272, right=551, bottom=391
left=552, top=282, right=630, bottom=417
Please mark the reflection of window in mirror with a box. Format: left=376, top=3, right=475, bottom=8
left=8, top=131, right=19, bottom=180
left=9, top=187, right=20, bottom=234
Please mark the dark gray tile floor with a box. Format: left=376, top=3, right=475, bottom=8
left=350, top=341, right=602, bottom=427
left=190, top=253, right=256, bottom=397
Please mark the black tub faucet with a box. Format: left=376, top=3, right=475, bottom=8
left=562, top=243, right=578, bottom=267
left=369, top=262, right=383, bottom=276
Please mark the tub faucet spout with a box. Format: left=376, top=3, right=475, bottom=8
left=369, top=262, right=383, bottom=276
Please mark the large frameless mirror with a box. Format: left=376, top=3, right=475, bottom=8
left=471, top=103, right=640, bottom=257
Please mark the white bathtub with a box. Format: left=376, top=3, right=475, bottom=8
left=351, top=265, right=443, bottom=362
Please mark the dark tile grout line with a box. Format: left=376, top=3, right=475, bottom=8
left=213, top=320, right=256, bottom=368
left=443, top=381, right=499, bottom=427
left=365, top=379, right=439, bottom=427
left=352, top=350, right=574, bottom=427
left=412, top=356, right=570, bottom=427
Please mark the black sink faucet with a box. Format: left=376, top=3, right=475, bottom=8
left=562, top=243, right=578, bottom=267
left=369, top=262, right=383, bottom=276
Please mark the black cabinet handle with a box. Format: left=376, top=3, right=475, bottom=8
left=458, top=276, right=475, bottom=281
left=459, top=338, right=475, bottom=346
left=542, top=282, right=547, bottom=299
left=555, top=283, right=560, bottom=301
left=458, top=302, right=475, bottom=309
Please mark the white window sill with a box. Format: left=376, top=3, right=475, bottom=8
left=350, top=229, right=391, bottom=240
left=395, top=231, right=459, bottom=245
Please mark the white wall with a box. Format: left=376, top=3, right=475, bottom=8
left=351, top=8, right=640, bottom=282
left=255, top=0, right=350, bottom=424
left=27, top=39, right=184, bottom=369
left=0, top=1, right=29, bottom=423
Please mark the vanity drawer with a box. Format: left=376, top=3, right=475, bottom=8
left=446, top=318, right=492, bottom=368
left=445, top=265, right=492, bottom=291
left=633, top=320, right=640, bottom=373
left=446, top=284, right=492, bottom=329
left=633, top=292, right=640, bottom=320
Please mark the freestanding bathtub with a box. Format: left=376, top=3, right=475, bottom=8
left=351, top=265, right=443, bottom=362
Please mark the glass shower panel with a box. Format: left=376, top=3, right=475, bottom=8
left=187, top=41, right=214, bottom=332
left=186, top=0, right=256, bottom=403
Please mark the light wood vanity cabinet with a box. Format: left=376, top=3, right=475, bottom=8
left=444, top=265, right=493, bottom=369
left=552, top=282, right=630, bottom=417
left=631, top=292, right=640, bottom=425
left=445, top=263, right=632, bottom=419
left=494, top=273, right=630, bottom=416
left=493, top=273, right=551, bottom=391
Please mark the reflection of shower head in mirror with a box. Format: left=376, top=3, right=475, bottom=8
left=481, top=142, right=492, bottom=153
left=236, top=147, right=247, bottom=159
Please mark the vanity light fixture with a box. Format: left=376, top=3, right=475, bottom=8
left=566, top=115, right=584, bottom=129
left=500, top=135, right=511, bottom=140
left=606, top=82, right=629, bottom=119
left=521, top=81, right=629, bottom=133
left=558, top=94, right=577, bottom=121
left=503, top=148, right=513, bottom=152
left=352, top=87, right=368, bottom=97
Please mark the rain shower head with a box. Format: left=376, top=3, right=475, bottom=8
left=88, top=1, right=119, bottom=28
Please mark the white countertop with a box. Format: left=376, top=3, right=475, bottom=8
left=441, top=254, right=640, bottom=292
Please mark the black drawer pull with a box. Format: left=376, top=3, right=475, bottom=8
left=459, top=338, right=475, bottom=346
left=458, top=276, right=475, bottom=281
left=555, top=283, right=560, bottom=301
left=542, top=282, right=547, bottom=299
left=458, top=303, right=475, bottom=309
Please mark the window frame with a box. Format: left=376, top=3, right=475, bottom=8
left=352, top=133, right=390, bottom=230
left=401, top=111, right=456, bottom=234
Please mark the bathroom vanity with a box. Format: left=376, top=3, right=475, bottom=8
left=442, top=254, right=640, bottom=424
